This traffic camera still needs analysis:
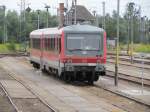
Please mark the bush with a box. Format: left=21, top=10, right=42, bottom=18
left=6, top=41, right=16, bottom=51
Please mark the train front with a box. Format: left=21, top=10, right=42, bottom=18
left=61, top=25, right=106, bottom=84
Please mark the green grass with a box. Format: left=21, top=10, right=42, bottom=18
left=0, top=44, right=10, bottom=53
left=0, top=43, right=22, bottom=53
left=108, top=44, right=150, bottom=53
left=134, top=44, right=150, bottom=53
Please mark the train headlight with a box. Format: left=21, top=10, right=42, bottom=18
left=65, top=58, right=74, bottom=71
left=95, top=59, right=105, bottom=72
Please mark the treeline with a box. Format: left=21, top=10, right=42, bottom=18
left=0, top=3, right=149, bottom=44
left=98, top=3, right=150, bottom=44
left=0, top=9, right=58, bottom=43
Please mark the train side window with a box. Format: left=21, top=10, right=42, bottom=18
left=45, top=38, right=46, bottom=50
left=59, top=38, right=61, bottom=52
left=50, top=37, right=52, bottom=50
left=58, top=36, right=61, bottom=53
left=30, top=38, right=32, bottom=48
left=37, top=39, right=39, bottom=49
left=50, top=38, right=52, bottom=50
left=47, top=37, right=49, bottom=51
left=57, top=37, right=59, bottom=51
left=38, top=39, right=40, bottom=49
left=55, top=36, right=57, bottom=51
left=37, top=39, right=40, bottom=49
left=34, top=39, right=36, bottom=49
left=52, top=37, right=54, bottom=51
left=46, top=38, right=48, bottom=51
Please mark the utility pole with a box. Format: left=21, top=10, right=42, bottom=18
left=127, top=12, right=130, bottom=55
left=139, top=6, right=143, bottom=44
left=65, top=0, right=69, bottom=25
left=19, top=0, right=23, bottom=43
left=74, top=0, right=77, bottom=24
left=45, top=5, right=50, bottom=28
left=23, top=0, right=27, bottom=51
left=145, top=16, right=148, bottom=44
left=19, top=0, right=26, bottom=43
left=115, top=0, right=120, bottom=86
left=37, top=10, right=40, bottom=29
left=102, top=1, right=106, bottom=29
left=96, top=13, right=99, bottom=27
left=130, top=3, right=135, bottom=64
left=3, top=6, right=6, bottom=43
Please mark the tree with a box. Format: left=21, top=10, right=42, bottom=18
left=6, top=10, right=19, bottom=42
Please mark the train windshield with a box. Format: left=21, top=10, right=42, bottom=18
left=66, top=34, right=102, bottom=51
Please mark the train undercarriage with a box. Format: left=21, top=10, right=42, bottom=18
left=31, top=61, right=105, bottom=85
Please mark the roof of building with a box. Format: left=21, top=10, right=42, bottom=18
left=66, top=5, right=95, bottom=21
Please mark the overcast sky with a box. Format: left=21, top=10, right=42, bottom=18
left=0, top=0, right=150, bottom=18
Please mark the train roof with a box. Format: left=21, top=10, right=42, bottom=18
left=30, top=28, right=62, bottom=36
left=30, top=25, right=104, bottom=38
left=63, top=24, right=104, bottom=33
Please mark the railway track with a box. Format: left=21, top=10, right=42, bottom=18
left=0, top=68, right=57, bottom=112
left=108, top=55, right=150, bottom=65
left=107, top=60, right=150, bottom=70
left=106, top=70, right=150, bottom=86
left=0, top=56, right=150, bottom=112
left=0, top=83, right=19, bottom=112
left=93, top=70, right=150, bottom=108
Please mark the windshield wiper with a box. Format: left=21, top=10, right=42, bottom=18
left=84, top=49, right=99, bottom=51
left=68, top=48, right=83, bottom=51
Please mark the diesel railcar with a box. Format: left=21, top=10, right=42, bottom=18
left=30, top=24, right=107, bottom=84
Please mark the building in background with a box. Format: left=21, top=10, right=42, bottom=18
left=64, top=5, right=95, bottom=26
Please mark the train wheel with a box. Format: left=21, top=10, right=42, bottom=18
left=88, top=79, right=94, bottom=85
left=33, top=63, right=39, bottom=69
left=63, top=72, right=71, bottom=83
left=87, top=72, right=95, bottom=85
left=94, top=75, right=99, bottom=81
left=33, top=63, right=36, bottom=68
left=42, top=66, right=47, bottom=73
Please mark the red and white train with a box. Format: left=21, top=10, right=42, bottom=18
left=30, top=24, right=107, bottom=84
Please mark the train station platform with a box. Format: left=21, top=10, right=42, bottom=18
left=96, top=77, right=150, bottom=106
